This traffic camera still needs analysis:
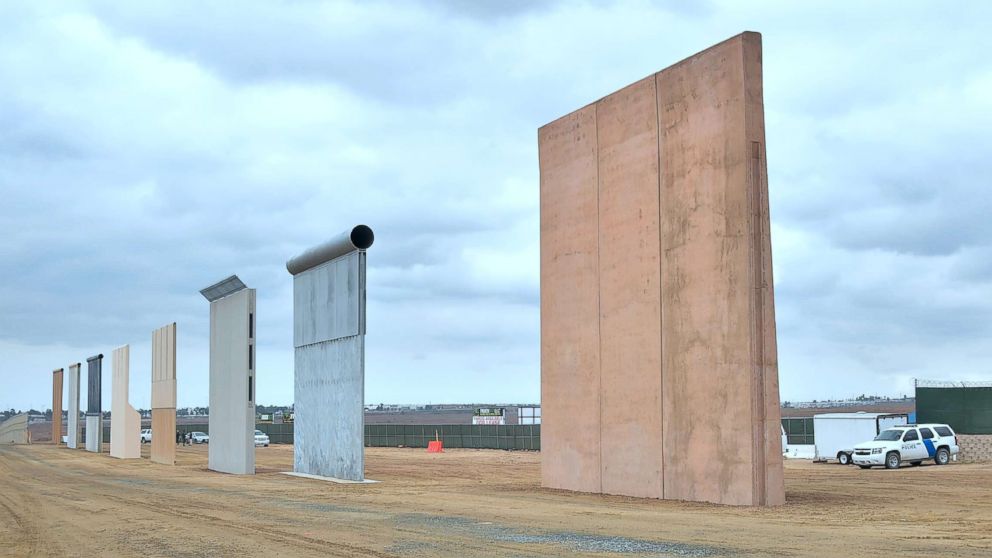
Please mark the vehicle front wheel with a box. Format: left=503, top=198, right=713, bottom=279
left=838, top=452, right=851, bottom=465
left=858, top=465, right=872, bottom=469
left=885, top=451, right=900, bottom=469
left=935, top=447, right=950, bottom=465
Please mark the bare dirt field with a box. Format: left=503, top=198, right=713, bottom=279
left=1, top=444, right=990, bottom=557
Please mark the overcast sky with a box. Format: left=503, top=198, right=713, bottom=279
left=2, top=1, right=990, bottom=411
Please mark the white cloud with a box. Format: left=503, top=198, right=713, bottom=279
left=1, top=1, right=991, bottom=410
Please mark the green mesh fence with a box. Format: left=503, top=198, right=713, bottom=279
left=916, top=387, right=992, bottom=434
left=159, top=423, right=541, bottom=450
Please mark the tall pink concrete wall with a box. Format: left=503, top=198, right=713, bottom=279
left=539, top=32, right=784, bottom=506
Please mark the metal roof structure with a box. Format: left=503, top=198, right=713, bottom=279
left=200, top=275, right=248, bottom=302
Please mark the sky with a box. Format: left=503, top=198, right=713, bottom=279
left=1, top=1, right=991, bottom=411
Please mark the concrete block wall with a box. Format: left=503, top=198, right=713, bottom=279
left=958, top=435, right=992, bottom=463
left=539, top=32, right=784, bottom=506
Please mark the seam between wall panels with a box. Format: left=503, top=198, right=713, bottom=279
left=654, top=72, right=665, bottom=500
left=743, top=40, right=767, bottom=506
left=594, top=102, right=603, bottom=494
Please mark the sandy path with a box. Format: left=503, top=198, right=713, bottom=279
left=1, top=444, right=990, bottom=556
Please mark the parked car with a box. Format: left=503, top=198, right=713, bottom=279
left=852, top=424, right=959, bottom=469
left=254, top=430, right=270, bottom=447
left=191, top=432, right=209, bottom=444
left=140, top=429, right=152, bottom=444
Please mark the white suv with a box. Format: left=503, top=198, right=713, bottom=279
left=852, top=424, right=959, bottom=469
left=140, top=429, right=152, bottom=444
left=254, top=430, right=270, bottom=447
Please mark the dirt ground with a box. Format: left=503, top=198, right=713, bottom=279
left=1, top=444, right=989, bottom=557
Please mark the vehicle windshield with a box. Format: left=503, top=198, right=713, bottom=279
left=874, top=429, right=904, bottom=441
left=193, top=432, right=205, bottom=436
left=255, top=430, right=264, bottom=435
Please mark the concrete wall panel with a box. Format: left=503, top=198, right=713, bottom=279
left=85, top=416, right=102, bottom=453
left=110, top=345, right=140, bottom=459
left=207, top=287, right=256, bottom=475
left=538, top=105, right=602, bottom=494
left=67, top=363, right=81, bottom=449
left=151, top=323, right=177, bottom=465
left=150, top=410, right=174, bottom=464
left=52, top=368, right=63, bottom=446
left=293, top=251, right=363, bottom=347
left=597, top=77, right=665, bottom=499
left=85, top=354, right=103, bottom=453
left=294, top=336, right=364, bottom=480
left=0, top=413, right=29, bottom=444
left=539, top=32, right=784, bottom=506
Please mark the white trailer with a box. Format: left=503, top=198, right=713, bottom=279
left=813, top=412, right=909, bottom=465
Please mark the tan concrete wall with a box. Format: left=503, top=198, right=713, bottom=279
left=150, top=323, right=177, bottom=465
left=539, top=32, right=784, bottom=506
left=957, top=435, right=992, bottom=463
left=110, top=345, right=141, bottom=459
left=52, top=368, right=63, bottom=446
left=0, top=413, right=29, bottom=444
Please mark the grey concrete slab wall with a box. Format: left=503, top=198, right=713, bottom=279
left=293, top=254, right=362, bottom=346
left=295, top=333, right=365, bottom=479
left=151, top=323, right=177, bottom=465
left=0, top=413, right=29, bottom=444
left=67, top=363, right=81, bottom=449
left=539, top=32, right=784, bottom=506
left=52, top=368, right=63, bottom=446
left=85, top=354, right=103, bottom=453
left=288, top=227, right=372, bottom=481
left=110, top=345, right=140, bottom=459
left=205, top=284, right=256, bottom=475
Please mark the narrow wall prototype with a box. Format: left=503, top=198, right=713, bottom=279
left=52, top=368, right=63, bottom=445
left=110, top=345, right=141, bottom=459
left=286, top=225, right=373, bottom=481
left=67, top=363, right=81, bottom=449
left=201, top=275, right=256, bottom=475
left=85, top=354, right=103, bottom=453
left=151, top=323, right=177, bottom=465
left=539, top=32, right=784, bottom=506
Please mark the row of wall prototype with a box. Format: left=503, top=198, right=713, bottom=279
left=74, top=419, right=819, bottom=450
left=162, top=423, right=542, bottom=450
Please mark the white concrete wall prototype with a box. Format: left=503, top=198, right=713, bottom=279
left=287, top=227, right=372, bottom=482
left=0, top=413, right=29, bottom=444
left=67, top=363, right=81, bottom=449
left=205, top=285, right=256, bottom=475
left=110, top=345, right=140, bottom=459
